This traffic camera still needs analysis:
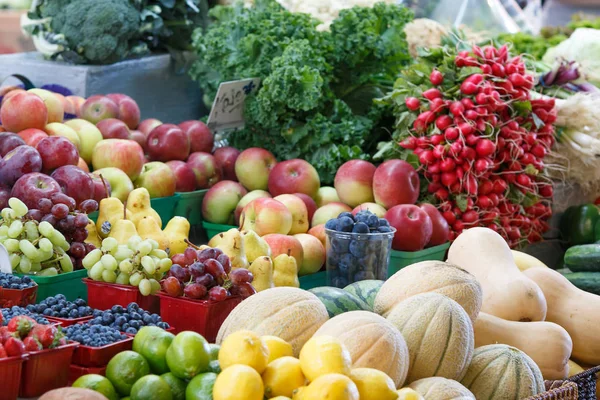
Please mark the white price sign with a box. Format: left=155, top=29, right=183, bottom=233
left=207, top=78, right=261, bottom=135
left=0, top=243, right=11, bottom=274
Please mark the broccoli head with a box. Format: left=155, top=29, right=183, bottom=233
left=60, top=0, right=143, bottom=64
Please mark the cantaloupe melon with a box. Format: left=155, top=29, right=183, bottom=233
left=216, top=287, right=329, bottom=356
left=386, top=292, right=474, bottom=383
left=460, top=344, right=545, bottom=399
left=313, top=311, right=410, bottom=388
left=374, top=261, right=482, bottom=323
left=409, top=377, right=475, bottom=400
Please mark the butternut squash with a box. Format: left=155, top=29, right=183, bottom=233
left=568, top=360, right=585, bottom=376
left=447, top=227, right=547, bottom=322
left=374, top=260, right=482, bottom=323
left=524, top=267, right=600, bottom=365
left=474, top=312, right=572, bottom=380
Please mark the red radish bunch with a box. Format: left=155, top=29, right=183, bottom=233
left=394, top=44, right=556, bottom=247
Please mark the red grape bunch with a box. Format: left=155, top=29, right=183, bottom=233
left=162, top=246, right=256, bottom=302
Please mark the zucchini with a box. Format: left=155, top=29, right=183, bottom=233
left=562, top=272, right=600, bottom=295
left=564, top=244, right=600, bottom=272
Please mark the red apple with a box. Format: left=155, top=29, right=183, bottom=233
left=385, top=204, right=433, bottom=251
left=138, top=119, right=162, bottom=137
left=11, top=172, right=61, bottom=209
left=352, top=202, right=387, bottom=218
left=66, top=96, right=85, bottom=116
left=18, top=128, right=48, bottom=148
left=274, top=194, right=309, bottom=235
left=213, top=146, right=240, bottom=181
left=106, top=94, right=141, bottom=129
left=96, top=118, right=131, bottom=140
left=51, top=165, right=94, bottom=206
left=0, top=87, right=24, bottom=108
left=90, top=174, right=111, bottom=202
left=0, top=132, right=25, bottom=156
left=179, top=120, right=213, bottom=153
left=0, top=145, right=42, bottom=186
left=166, top=160, right=197, bottom=192
left=79, top=95, right=119, bottom=124
left=77, top=157, right=90, bottom=173
left=334, top=159, right=376, bottom=207
left=262, top=233, right=304, bottom=268
left=308, top=224, right=326, bottom=247
left=240, top=198, right=293, bottom=236
left=293, top=233, right=326, bottom=275
left=36, top=136, right=79, bottom=173
left=28, top=89, right=64, bottom=123
left=311, top=202, right=352, bottom=227
left=91, top=139, right=145, bottom=181
left=420, top=203, right=450, bottom=247
left=0, top=92, right=48, bottom=132
left=234, top=190, right=271, bottom=224
left=134, top=162, right=177, bottom=198
left=234, top=148, right=277, bottom=191
left=186, top=152, right=221, bottom=189
left=202, top=180, right=248, bottom=225
left=293, top=193, right=317, bottom=222
left=268, top=159, right=320, bottom=198
left=373, top=160, right=420, bottom=209
left=130, top=130, right=147, bottom=152
left=0, top=183, right=10, bottom=210
left=147, top=124, right=190, bottom=162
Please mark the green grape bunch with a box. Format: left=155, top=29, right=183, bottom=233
left=82, top=235, right=172, bottom=296
left=0, top=198, right=73, bottom=276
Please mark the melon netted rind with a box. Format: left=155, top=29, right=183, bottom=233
left=374, top=260, right=482, bottom=323
left=308, top=287, right=370, bottom=317
left=386, top=292, right=475, bottom=383
left=313, top=310, right=410, bottom=388
left=216, top=287, right=329, bottom=357
left=460, top=344, right=545, bottom=399
left=343, top=280, right=384, bottom=310
left=409, top=377, right=476, bottom=400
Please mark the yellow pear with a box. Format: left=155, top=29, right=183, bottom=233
left=248, top=256, right=274, bottom=291
left=273, top=252, right=299, bottom=287
left=84, top=219, right=102, bottom=248
left=126, top=188, right=162, bottom=228
left=163, top=217, right=190, bottom=255
left=108, top=219, right=138, bottom=246
left=137, top=216, right=170, bottom=250
left=208, top=228, right=249, bottom=269
left=241, top=230, right=271, bottom=262
left=96, top=197, right=130, bottom=238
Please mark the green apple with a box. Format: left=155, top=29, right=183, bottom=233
left=134, top=162, right=177, bottom=198
left=65, top=119, right=103, bottom=164
left=28, top=88, right=64, bottom=123
left=44, top=122, right=81, bottom=150
left=92, top=167, right=134, bottom=202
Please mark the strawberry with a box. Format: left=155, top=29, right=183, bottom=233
left=7, top=315, right=36, bottom=338
left=0, top=326, right=16, bottom=344
left=30, top=324, right=62, bottom=349
left=23, top=336, right=43, bottom=352
left=4, top=337, right=25, bottom=357
left=0, top=343, right=7, bottom=358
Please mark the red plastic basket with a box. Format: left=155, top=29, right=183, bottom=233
left=124, top=326, right=176, bottom=338
left=0, top=285, right=37, bottom=308
left=45, top=315, right=93, bottom=327
left=19, top=341, right=79, bottom=398
left=71, top=336, right=133, bottom=367
left=0, top=355, right=26, bottom=400
left=84, top=279, right=160, bottom=314
left=68, top=364, right=107, bottom=386
left=157, top=292, right=242, bottom=343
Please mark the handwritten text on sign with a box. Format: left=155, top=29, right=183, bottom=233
left=207, top=78, right=261, bottom=134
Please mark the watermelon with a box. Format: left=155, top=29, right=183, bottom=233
left=343, top=280, right=384, bottom=310
left=308, top=287, right=369, bottom=318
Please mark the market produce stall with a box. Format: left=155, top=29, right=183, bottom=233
left=1, top=0, right=600, bottom=399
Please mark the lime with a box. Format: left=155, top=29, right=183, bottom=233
left=165, top=331, right=210, bottom=379
left=133, top=326, right=175, bottom=374
left=105, top=351, right=151, bottom=396
left=130, top=375, right=172, bottom=400
left=208, top=343, right=220, bottom=361
left=208, top=360, right=221, bottom=374
left=160, top=372, right=187, bottom=400
left=72, top=374, right=119, bottom=400
left=185, top=372, right=217, bottom=400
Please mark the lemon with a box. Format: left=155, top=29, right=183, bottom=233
left=299, top=335, right=352, bottom=382
left=219, top=330, right=270, bottom=373
left=349, top=368, right=398, bottom=400
left=262, top=335, right=294, bottom=363
left=213, top=364, right=264, bottom=400
left=262, top=357, right=306, bottom=398
left=292, top=386, right=307, bottom=400
left=302, top=373, right=359, bottom=400
left=269, top=397, right=292, bottom=400
left=397, top=387, right=425, bottom=400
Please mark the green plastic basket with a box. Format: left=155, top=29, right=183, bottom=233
left=388, top=242, right=451, bottom=276
left=151, top=194, right=181, bottom=228
left=15, top=269, right=88, bottom=302
left=202, top=221, right=237, bottom=240
left=299, top=271, right=327, bottom=290
left=173, top=190, right=208, bottom=226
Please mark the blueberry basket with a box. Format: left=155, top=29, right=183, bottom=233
left=325, top=227, right=395, bottom=288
